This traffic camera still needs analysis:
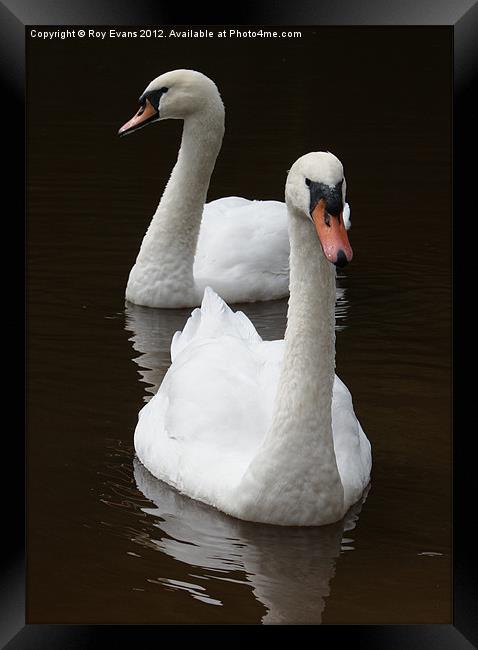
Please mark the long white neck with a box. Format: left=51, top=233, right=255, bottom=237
left=273, top=208, right=337, bottom=442
left=238, top=207, right=344, bottom=525
left=134, top=108, right=224, bottom=294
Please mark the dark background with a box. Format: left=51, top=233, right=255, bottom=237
left=26, top=27, right=451, bottom=624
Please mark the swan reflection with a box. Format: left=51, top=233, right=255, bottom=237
left=134, top=457, right=368, bottom=623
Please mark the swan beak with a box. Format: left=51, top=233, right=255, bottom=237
left=118, top=98, right=159, bottom=137
left=311, top=199, right=353, bottom=267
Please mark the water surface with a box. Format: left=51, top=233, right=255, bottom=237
left=27, top=27, right=451, bottom=624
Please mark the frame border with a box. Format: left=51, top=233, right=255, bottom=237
left=7, top=0, right=477, bottom=646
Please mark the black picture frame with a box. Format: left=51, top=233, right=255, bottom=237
left=5, top=0, right=477, bottom=647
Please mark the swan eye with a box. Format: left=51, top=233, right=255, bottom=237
left=305, top=178, right=311, bottom=187
left=144, top=88, right=169, bottom=111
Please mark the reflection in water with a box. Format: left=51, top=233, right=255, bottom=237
left=335, top=276, right=348, bottom=331
left=134, top=458, right=368, bottom=624
left=122, top=281, right=358, bottom=623
left=125, top=303, right=192, bottom=400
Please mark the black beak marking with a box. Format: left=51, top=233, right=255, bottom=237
left=139, top=87, right=168, bottom=112
left=307, top=179, right=344, bottom=220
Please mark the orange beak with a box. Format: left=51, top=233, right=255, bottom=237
left=311, top=198, right=353, bottom=267
left=118, top=98, right=159, bottom=137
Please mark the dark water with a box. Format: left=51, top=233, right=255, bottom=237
left=27, top=28, right=451, bottom=623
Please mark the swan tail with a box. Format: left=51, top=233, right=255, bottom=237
left=170, top=306, right=202, bottom=362
left=201, top=284, right=233, bottom=316
left=199, top=287, right=263, bottom=344
left=171, top=287, right=262, bottom=361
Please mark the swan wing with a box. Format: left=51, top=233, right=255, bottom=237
left=332, top=375, right=372, bottom=507
left=194, top=198, right=290, bottom=302
left=170, top=285, right=262, bottom=361
left=134, top=288, right=283, bottom=504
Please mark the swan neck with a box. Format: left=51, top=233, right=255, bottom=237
left=276, top=209, right=336, bottom=432
left=237, top=206, right=344, bottom=524
left=133, top=110, right=224, bottom=289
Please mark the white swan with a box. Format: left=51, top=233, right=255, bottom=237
left=119, top=69, right=350, bottom=308
left=134, top=151, right=371, bottom=526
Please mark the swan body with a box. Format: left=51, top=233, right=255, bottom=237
left=127, top=196, right=290, bottom=307
left=119, top=70, right=350, bottom=308
left=134, top=152, right=371, bottom=526
left=135, top=289, right=371, bottom=524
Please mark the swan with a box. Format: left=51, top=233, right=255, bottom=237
left=134, top=151, right=371, bottom=526
left=119, top=69, right=350, bottom=308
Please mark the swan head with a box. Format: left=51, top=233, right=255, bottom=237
left=118, top=69, right=223, bottom=136
left=285, top=152, right=353, bottom=267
